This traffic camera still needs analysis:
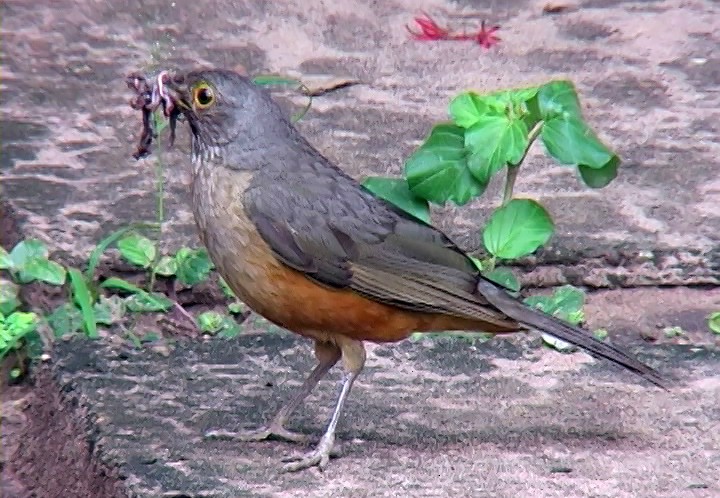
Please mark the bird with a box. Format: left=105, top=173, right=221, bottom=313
left=157, top=68, right=666, bottom=472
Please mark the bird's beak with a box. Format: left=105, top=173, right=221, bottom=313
left=165, top=77, right=192, bottom=113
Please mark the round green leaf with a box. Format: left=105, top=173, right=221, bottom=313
left=20, top=259, right=67, bottom=285
left=465, top=115, right=528, bottom=183
left=578, top=157, right=619, bottom=188
left=362, top=176, right=431, bottom=224
left=537, top=80, right=582, bottom=119
left=405, top=124, right=485, bottom=206
left=10, top=239, right=48, bottom=266
left=483, top=199, right=554, bottom=259
left=117, top=233, right=156, bottom=268
left=541, top=116, right=614, bottom=168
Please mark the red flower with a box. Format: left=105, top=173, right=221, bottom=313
left=406, top=11, right=451, bottom=40
left=407, top=13, right=501, bottom=50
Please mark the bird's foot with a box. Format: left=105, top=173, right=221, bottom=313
left=204, top=425, right=309, bottom=444
left=281, top=434, right=338, bottom=472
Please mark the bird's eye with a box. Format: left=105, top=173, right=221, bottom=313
left=192, top=83, right=215, bottom=109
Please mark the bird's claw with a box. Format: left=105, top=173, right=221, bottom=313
left=280, top=436, right=339, bottom=473
left=204, top=425, right=309, bottom=444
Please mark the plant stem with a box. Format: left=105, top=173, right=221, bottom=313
left=503, top=121, right=544, bottom=205
left=148, top=124, right=166, bottom=293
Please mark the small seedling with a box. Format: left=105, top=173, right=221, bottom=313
left=707, top=312, right=720, bottom=335
left=198, top=311, right=242, bottom=339
left=663, top=326, right=685, bottom=338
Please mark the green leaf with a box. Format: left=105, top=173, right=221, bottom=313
left=228, top=301, right=246, bottom=315
left=578, top=156, right=619, bottom=188
left=536, top=80, right=582, bottom=120
left=175, top=248, right=214, bottom=286
left=593, top=328, right=609, bottom=341
left=541, top=116, right=615, bottom=169
left=198, top=311, right=224, bottom=333
left=117, top=233, right=157, bottom=268
left=125, top=292, right=173, bottom=312
left=483, top=199, right=554, bottom=259
left=708, top=312, right=720, bottom=334
left=405, top=124, right=485, bottom=205
left=20, top=259, right=66, bottom=285
left=251, top=75, right=302, bottom=87
left=68, top=268, right=98, bottom=338
left=0, top=247, right=12, bottom=270
left=0, top=311, right=38, bottom=358
left=47, top=303, right=84, bottom=338
left=154, top=255, right=178, bottom=277
left=482, top=267, right=520, bottom=293
left=101, top=277, right=172, bottom=312
left=469, top=256, right=485, bottom=272
left=100, top=277, right=145, bottom=294
left=9, top=239, right=48, bottom=270
left=449, top=92, right=500, bottom=128
left=0, top=279, right=21, bottom=315
left=93, top=296, right=125, bottom=326
left=218, top=277, right=237, bottom=299
left=198, top=311, right=242, bottom=338
left=465, top=115, right=528, bottom=183
left=362, top=177, right=431, bottom=223
left=524, top=285, right=586, bottom=325
left=86, top=223, right=159, bottom=281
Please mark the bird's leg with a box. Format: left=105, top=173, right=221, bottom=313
left=282, top=338, right=366, bottom=472
left=205, top=340, right=340, bottom=444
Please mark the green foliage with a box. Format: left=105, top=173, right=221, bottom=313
left=0, top=311, right=39, bottom=360
left=0, top=278, right=21, bottom=315
left=198, top=311, right=241, bottom=338
left=118, top=233, right=157, bottom=268
left=524, top=286, right=586, bottom=325
left=174, top=248, right=213, bottom=286
left=365, top=79, right=620, bottom=264
left=483, top=199, right=553, bottom=259
left=116, top=234, right=214, bottom=286
left=361, top=177, right=431, bottom=223
left=524, top=286, right=587, bottom=351
left=708, top=312, right=720, bottom=335
left=68, top=268, right=98, bottom=338
left=361, top=79, right=619, bottom=344
left=100, top=277, right=173, bottom=312
left=1, top=240, right=66, bottom=285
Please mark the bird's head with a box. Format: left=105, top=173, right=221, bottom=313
left=164, top=69, right=294, bottom=164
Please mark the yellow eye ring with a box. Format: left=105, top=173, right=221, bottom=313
left=192, top=83, right=215, bottom=109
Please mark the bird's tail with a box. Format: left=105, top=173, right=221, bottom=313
left=476, top=278, right=667, bottom=389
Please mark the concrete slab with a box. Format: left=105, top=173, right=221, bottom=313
left=1, top=0, right=718, bottom=286
left=9, top=331, right=720, bottom=497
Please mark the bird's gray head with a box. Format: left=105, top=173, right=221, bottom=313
left=166, top=69, right=294, bottom=165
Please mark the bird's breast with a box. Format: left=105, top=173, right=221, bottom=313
left=191, top=165, right=285, bottom=313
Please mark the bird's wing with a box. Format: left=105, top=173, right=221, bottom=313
left=244, top=159, right=512, bottom=326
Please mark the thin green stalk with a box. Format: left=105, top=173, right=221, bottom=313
left=503, top=121, right=544, bottom=205
left=148, top=117, right=166, bottom=292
